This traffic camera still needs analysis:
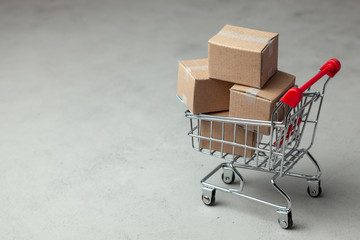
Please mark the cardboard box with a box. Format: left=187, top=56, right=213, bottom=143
left=208, top=25, right=278, bottom=88
left=199, top=111, right=257, bottom=158
left=229, top=71, right=295, bottom=134
left=177, top=59, right=234, bottom=114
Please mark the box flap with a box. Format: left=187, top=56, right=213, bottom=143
left=179, top=59, right=209, bottom=80
left=231, top=71, right=295, bottom=102
left=209, top=25, right=278, bottom=53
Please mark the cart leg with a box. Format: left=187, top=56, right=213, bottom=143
left=307, top=151, right=321, bottom=179
left=271, top=173, right=292, bottom=210
left=271, top=173, right=293, bottom=229
left=202, top=186, right=216, bottom=206
left=232, top=165, right=244, bottom=192
left=306, top=152, right=322, bottom=197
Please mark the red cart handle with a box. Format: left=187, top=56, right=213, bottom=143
left=280, top=58, right=341, bottom=108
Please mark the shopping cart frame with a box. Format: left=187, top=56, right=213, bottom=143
left=184, top=59, right=341, bottom=229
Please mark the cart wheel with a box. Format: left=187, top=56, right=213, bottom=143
left=307, top=180, right=322, bottom=198
left=222, top=172, right=235, bottom=184
left=222, top=167, right=235, bottom=184
left=307, top=185, right=322, bottom=197
left=202, top=187, right=216, bottom=206
left=202, top=194, right=215, bottom=206
left=277, top=210, right=293, bottom=229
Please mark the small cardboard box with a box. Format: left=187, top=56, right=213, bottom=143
left=229, top=71, right=295, bottom=135
left=177, top=58, right=233, bottom=114
left=199, top=111, right=257, bottom=158
left=208, top=25, right=279, bottom=88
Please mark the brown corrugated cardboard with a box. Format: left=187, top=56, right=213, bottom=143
left=199, top=111, right=257, bottom=158
left=229, top=71, right=295, bottom=134
left=177, top=58, right=234, bottom=114
left=208, top=25, right=279, bottom=88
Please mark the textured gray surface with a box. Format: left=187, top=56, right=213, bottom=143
left=0, top=0, right=359, bottom=239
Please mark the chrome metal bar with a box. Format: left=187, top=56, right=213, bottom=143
left=285, top=171, right=318, bottom=180
left=200, top=163, right=225, bottom=183
left=256, top=125, right=260, bottom=168
left=244, top=124, right=248, bottom=164
left=306, top=151, right=321, bottom=179
left=279, top=123, right=287, bottom=176
left=198, top=119, right=201, bottom=148
left=271, top=173, right=291, bottom=210
left=231, top=190, right=284, bottom=209
left=308, top=77, right=331, bottom=149
left=230, top=163, right=244, bottom=192
left=232, top=123, right=237, bottom=161
left=209, top=120, right=213, bottom=153
left=190, top=119, right=194, bottom=148
left=297, top=98, right=315, bottom=148
left=220, top=122, right=224, bottom=157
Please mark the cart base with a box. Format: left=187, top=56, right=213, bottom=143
left=200, top=151, right=322, bottom=229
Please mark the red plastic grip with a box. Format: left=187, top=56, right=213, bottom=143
left=299, top=58, right=341, bottom=93
left=281, top=58, right=341, bottom=108
left=320, top=58, right=341, bottom=78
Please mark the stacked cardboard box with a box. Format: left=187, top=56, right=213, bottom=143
left=177, top=24, right=296, bottom=157
left=208, top=24, right=278, bottom=88
left=177, top=59, right=233, bottom=114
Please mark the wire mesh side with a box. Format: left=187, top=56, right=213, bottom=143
left=187, top=113, right=286, bottom=171
left=186, top=91, right=321, bottom=174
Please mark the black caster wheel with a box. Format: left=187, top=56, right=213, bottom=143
left=202, top=194, right=216, bottom=206
left=307, top=180, right=322, bottom=198
left=222, top=172, right=235, bottom=184
left=277, top=210, right=293, bottom=229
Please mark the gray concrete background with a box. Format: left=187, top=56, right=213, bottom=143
left=0, top=0, right=359, bottom=239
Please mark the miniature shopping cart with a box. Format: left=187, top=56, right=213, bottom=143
left=185, top=59, right=341, bottom=229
